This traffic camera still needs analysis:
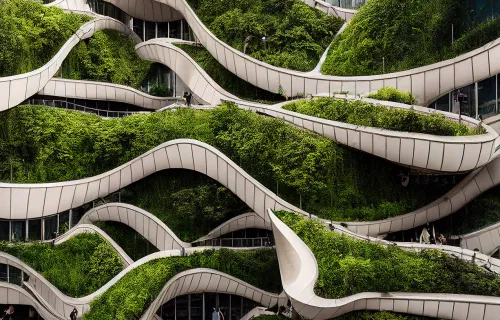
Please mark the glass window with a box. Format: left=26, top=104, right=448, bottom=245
left=0, top=221, right=9, bottom=241
left=71, top=207, right=85, bottom=226
left=230, top=295, right=241, bottom=320
left=133, top=18, right=145, bottom=41
left=191, top=294, right=203, bottom=320
left=176, top=295, right=189, bottom=320
left=221, top=239, right=232, bottom=247
left=9, top=266, right=22, bottom=285
left=452, top=84, right=476, bottom=119
left=242, top=297, right=257, bottom=316
left=204, top=293, right=217, bottom=320
left=218, top=294, right=230, bottom=320
left=170, top=20, right=182, bottom=39
left=59, top=211, right=70, bottom=234
left=158, top=297, right=175, bottom=320
left=0, top=264, right=7, bottom=281
left=44, top=215, right=58, bottom=240
left=11, top=221, right=26, bottom=242
left=158, top=22, right=169, bottom=38
left=435, top=94, right=450, bottom=112
left=28, top=220, right=41, bottom=241
left=145, top=21, right=156, bottom=41
left=478, top=75, right=497, bottom=119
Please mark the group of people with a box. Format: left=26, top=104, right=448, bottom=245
left=420, top=222, right=447, bottom=245
left=0, top=306, right=77, bottom=320
left=0, top=306, right=14, bottom=320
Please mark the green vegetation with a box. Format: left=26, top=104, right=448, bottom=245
left=336, top=311, right=436, bottom=320
left=119, top=170, right=248, bottom=242
left=61, top=30, right=151, bottom=90
left=0, top=233, right=123, bottom=297
left=321, top=0, right=500, bottom=76
left=94, top=222, right=160, bottom=260
left=433, top=185, right=500, bottom=237
left=0, top=0, right=91, bottom=76
left=187, top=0, right=343, bottom=71
left=366, top=87, right=416, bottom=105
left=176, top=44, right=285, bottom=103
left=283, top=97, right=483, bottom=136
left=0, top=105, right=460, bottom=221
left=277, top=211, right=500, bottom=298
left=83, top=249, right=281, bottom=319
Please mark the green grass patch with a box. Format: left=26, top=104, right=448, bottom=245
left=0, top=233, right=123, bottom=297
left=283, top=97, right=484, bottom=136
left=276, top=211, right=500, bottom=298
left=1, top=104, right=460, bottom=222
left=0, top=0, right=91, bottom=76
left=321, top=0, right=500, bottom=76
left=175, top=44, right=285, bottom=103
left=186, top=0, right=343, bottom=72
left=82, top=248, right=281, bottom=319
left=366, top=87, right=416, bottom=105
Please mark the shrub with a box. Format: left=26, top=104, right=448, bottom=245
left=83, top=249, right=281, bottom=319
left=283, top=97, right=482, bottom=136
left=61, top=30, right=152, bottom=89
left=148, top=83, right=173, bottom=97
left=0, top=0, right=91, bottom=76
left=0, top=233, right=123, bottom=297
left=187, top=0, right=343, bottom=71
left=276, top=211, right=500, bottom=298
left=0, top=105, right=461, bottom=221
left=366, top=87, right=416, bottom=105
left=321, top=0, right=500, bottom=76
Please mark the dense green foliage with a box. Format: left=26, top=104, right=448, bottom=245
left=321, top=0, right=500, bottom=76
left=336, top=311, right=435, bottom=320
left=119, top=170, right=248, bottom=242
left=366, top=87, right=416, bottom=105
left=433, top=185, right=500, bottom=237
left=277, top=211, right=500, bottom=298
left=176, top=44, right=284, bottom=103
left=94, top=222, right=160, bottom=260
left=61, top=30, right=151, bottom=89
left=83, top=249, right=281, bottom=319
left=0, top=0, right=91, bottom=76
left=0, top=233, right=123, bottom=297
left=0, top=105, right=460, bottom=221
left=283, top=97, right=483, bottom=136
left=187, top=0, right=343, bottom=71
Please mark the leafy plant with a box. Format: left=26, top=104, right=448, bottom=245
left=0, top=233, right=123, bottom=297
left=148, top=83, right=173, bottom=97
left=276, top=211, right=500, bottom=298
left=366, top=87, right=416, bottom=105
left=283, top=97, right=483, bottom=136
left=82, top=249, right=281, bottom=319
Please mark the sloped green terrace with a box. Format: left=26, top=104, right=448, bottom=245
left=276, top=211, right=500, bottom=299
left=321, top=0, right=500, bottom=76
left=186, top=0, right=343, bottom=71
left=0, top=105, right=461, bottom=221
left=283, top=97, right=484, bottom=136
left=0, top=233, right=123, bottom=297
left=82, top=249, right=281, bottom=320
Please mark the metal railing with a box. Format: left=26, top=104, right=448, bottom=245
left=24, top=99, right=151, bottom=118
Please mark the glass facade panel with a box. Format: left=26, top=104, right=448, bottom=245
left=170, top=20, right=182, bottom=39
left=0, top=264, right=6, bottom=281
left=190, top=294, right=203, bottom=320
left=158, top=297, right=175, bottom=320
left=9, top=266, right=22, bottom=285
left=11, top=221, right=25, bottom=241
left=145, top=21, right=156, bottom=41
left=0, top=221, right=9, bottom=241
left=230, top=295, right=241, bottom=320
left=59, top=211, right=70, bottom=234
left=218, top=294, right=230, bottom=320
left=204, top=293, right=217, bottom=320
left=176, top=295, right=189, bottom=320
left=435, top=94, right=450, bottom=112
left=44, top=215, right=58, bottom=240
left=452, top=84, right=476, bottom=118
left=133, top=18, right=145, bottom=41
left=158, top=22, right=169, bottom=38
left=28, top=219, right=42, bottom=241
left=478, top=75, right=497, bottom=118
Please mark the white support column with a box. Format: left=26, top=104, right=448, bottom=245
left=8, top=221, right=11, bottom=242
left=42, top=219, right=45, bottom=241
left=496, top=74, right=498, bottom=114
left=168, top=22, right=170, bottom=38
left=143, top=20, right=146, bottom=42
left=155, top=23, right=158, bottom=38
left=475, top=82, right=479, bottom=118
left=57, top=214, right=60, bottom=235
left=69, top=209, right=73, bottom=229
left=130, top=17, right=134, bottom=30
left=181, top=20, right=184, bottom=40
left=25, top=220, right=29, bottom=241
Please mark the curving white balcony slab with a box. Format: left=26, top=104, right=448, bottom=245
left=53, top=223, right=134, bottom=265
left=141, top=268, right=286, bottom=319
left=195, top=212, right=271, bottom=242
left=39, top=78, right=178, bottom=110
left=100, top=0, right=500, bottom=105
left=460, top=221, right=500, bottom=256
left=0, top=282, right=65, bottom=320
left=137, top=40, right=500, bottom=173
left=0, top=17, right=140, bottom=112
left=79, top=203, right=192, bottom=250
left=269, top=209, right=500, bottom=320
left=0, top=139, right=305, bottom=222
left=303, top=0, right=356, bottom=21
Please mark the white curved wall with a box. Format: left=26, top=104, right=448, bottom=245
left=40, top=78, right=178, bottom=110
left=0, top=17, right=140, bottom=112
left=195, top=212, right=270, bottom=242
left=460, top=221, right=500, bottom=256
